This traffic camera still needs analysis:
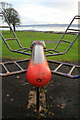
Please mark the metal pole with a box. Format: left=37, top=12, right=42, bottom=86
left=36, top=87, right=40, bottom=112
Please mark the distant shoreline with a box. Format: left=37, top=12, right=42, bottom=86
left=15, top=29, right=77, bottom=35
left=16, top=29, right=64, bottom=33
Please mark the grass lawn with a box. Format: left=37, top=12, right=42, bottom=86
left=1, top=31, right=79, bottom=63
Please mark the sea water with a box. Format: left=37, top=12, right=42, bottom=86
left=16, top=25, right=67, bottom=32
left=16, top=24, right=79, bottom=32
left=1, top=24, right=79, bottom=32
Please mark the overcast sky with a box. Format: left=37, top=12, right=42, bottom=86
left=0, top=0, right=79, bottom=25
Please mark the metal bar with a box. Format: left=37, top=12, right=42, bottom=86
left=16, top=59, right=29, bottom=63
left=68, top=66, right=76, bottom=75
left=14, top=48, right=28, bottom=51
left=13, top=61, right=24, bottom=70
left=2, top=64, right=9, bottom=73
left=48, top=60, right=80, bottom=67
left=16, top=48, right=31, bottom=52
left=51, top=70, right=73, bottom=78
left=68, top=29, right=80, bottom=31
left=22, top=49, right=31, bottom=53
left=0, top=26, right=10, bottom=28
left=54, top=63, right=63, bottom=72
left=61, top=40, right=72, bottom=44
left=51, top=70, right=80, bottom=79
left=0, top=59, right=29, bottom=64
left=52, top=50, right=60, bottom=53
left=46, top=52, right=65, bottom=56
left=75, top=15, right=80, bottom=19
left=75, top=18, right=80, bottom=19
left=0, top=69, right=27, bottom=76
left=4, top=38, right=17, bottom=41
left=36, top=87, right=40, bottom=112
left=12, top=50, right=31, bottom=56
left=46, top=50, right=60, bottom=54
left=45, top=50, right=54, bottom=54
left=0, top=14, right=3, bottom=17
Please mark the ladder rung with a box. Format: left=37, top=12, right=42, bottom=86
left=53, top=50, right=60, bottom=53
left=75, top=16, right=80, bottom=19
left=0, top=26, right=10, bottom=28
left=4, top=38, right=17, bottom=41
left=68, top=66, right=76, bottom=75
left=13, top=61, right=24, bottom=70
left=68, top=29, right=80, bottom=31
left=54, top=63, right=63, bottom=72
left=16, top=48, right=27, bottom=51
left=75, top=17, right=80, bottom=19
left=0, top=14, right=3, bottom=17
left=61, top=40, right=71, bottom=44
left=2, top=64, right=9, bottom=73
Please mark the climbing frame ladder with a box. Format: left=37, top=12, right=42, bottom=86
left=46, top=15, right=80, bottom=56
left=0, top=10, right=31, bottom=56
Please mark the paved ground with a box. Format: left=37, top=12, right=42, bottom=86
left=2, top=59, right=79, bottom=120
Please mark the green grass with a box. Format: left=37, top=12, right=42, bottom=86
left=1, top=31, right=79, bottom=62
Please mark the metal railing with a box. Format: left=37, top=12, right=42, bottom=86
left=0, top=59, right=80, bottom=78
